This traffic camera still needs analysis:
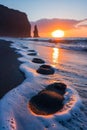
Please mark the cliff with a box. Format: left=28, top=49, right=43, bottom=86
left=0, top=5, right=31, bottom=37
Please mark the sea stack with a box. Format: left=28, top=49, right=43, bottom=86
left=33, top=25, right=39, bottom=37
left=0, top=4, right=31, bottom=37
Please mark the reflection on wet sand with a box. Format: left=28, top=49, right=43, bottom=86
left=52, top=47, right=72, bottom=68
left=52, top=48, right=59, bottom=66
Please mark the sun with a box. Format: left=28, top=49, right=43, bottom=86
left=52, top=30, right=64, bottom=38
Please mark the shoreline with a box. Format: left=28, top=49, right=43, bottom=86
left=0, top=38, right=87, bottom=130
left=0, top=39, right=25, bottom=98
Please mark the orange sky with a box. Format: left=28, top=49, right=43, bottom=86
left=65, top=27, right=87, bottom=38
left=31, top=19, right=87, bottom=38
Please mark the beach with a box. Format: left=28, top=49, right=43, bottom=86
left=0, top=38, right=87, bottom=130
left=0, top=39, right=25, bottom=98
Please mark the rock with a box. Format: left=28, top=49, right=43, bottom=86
left=37, top=65, right=55, bottom=75
left=29, top=90, right=64, bottom=115
left=28, top=50, right=36, bottom=52
left=0, top=4, right=31, bottom=37
left=29, top=82, right=67, bottom=115
left=46, top=82, right=67, bottom=95
left=33, top=25, right=39, bottom=37
left=28, top=52, right=37, bottom=56
left=32, top=58, right=45, bottom=64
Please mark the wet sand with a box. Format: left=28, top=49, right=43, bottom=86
left=0, top=39, right=25, bottom=98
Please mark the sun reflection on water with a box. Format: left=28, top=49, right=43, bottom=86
left=52, top=48, right=59, bottom=66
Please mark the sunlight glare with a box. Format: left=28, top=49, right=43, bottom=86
left=52, top=30, right=64, bottom=38
left=52, top=48, right=59, bottom=65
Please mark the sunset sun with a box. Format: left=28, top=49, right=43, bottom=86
left=52, top=30, right=64, bottom=38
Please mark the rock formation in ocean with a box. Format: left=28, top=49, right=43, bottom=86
left=0, top=4, right=31, bottom=37
left=33, top=25, right=39, bottom=37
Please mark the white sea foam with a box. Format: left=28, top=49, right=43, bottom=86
left=0, top=38, right=87, bottom=130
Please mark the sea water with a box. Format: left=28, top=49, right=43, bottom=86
left=0, top=37, right=87, bottom=130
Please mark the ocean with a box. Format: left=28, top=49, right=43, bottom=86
left=0, top=37, right=87, bottom=130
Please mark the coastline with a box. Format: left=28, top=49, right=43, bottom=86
left=0, top=38, right=87, bottom=130
left=0, top=39, right=25, bottom=98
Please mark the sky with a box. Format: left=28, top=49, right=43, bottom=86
left=0, top=0, right=87, bottom=37
left=0, top=0, right=87, bottom=21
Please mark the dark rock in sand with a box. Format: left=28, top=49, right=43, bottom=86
left=0, top=4, right=31, bottom=37
left=37, top=65, right=55, bottom=75
left=29, top=90, right=64, bottom=115
left=32, top=58, right=45, bottom=64
left=28, top=52, right=37, bottom=56
left=28, top=50, right=36, bottom=52
left=29, top=82, right=67, bottom=115
left=46, top=82, right=67, bottom=95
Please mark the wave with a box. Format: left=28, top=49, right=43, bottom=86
left=23, top=37, right=87, bottom=52
left=58, top=43, right=87, bottom=52
left=1, top=37, right=87, bottom=52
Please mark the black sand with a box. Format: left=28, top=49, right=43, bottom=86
left=0, top=39, right=25, bottom=98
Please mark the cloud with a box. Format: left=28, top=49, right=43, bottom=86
left=31, top=18, right=78, bottom=30
left=75, top=19, right=87, bottom=28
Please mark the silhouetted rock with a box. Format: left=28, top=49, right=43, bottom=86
left=28, top=52, right=37, bottom=56
left=29, top=82, right=67, bottom=115
left=33, top=25, right=39, bottom=37
left=0, top=4, right=31, bottom=37
left=46, top=82, right=67, bottom=95
left=32, top=58, right=45, bottom=64
left=29, top=90, right=64, bottom=115
left=37, top=65, right=55, bottom=75
left=28, top=50, right=36, bottom=52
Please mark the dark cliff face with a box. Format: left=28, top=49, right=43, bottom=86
left=0, top=5, right=31, bottom=37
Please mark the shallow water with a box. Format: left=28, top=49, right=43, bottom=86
left=0, top=38, right=87, bottom=130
